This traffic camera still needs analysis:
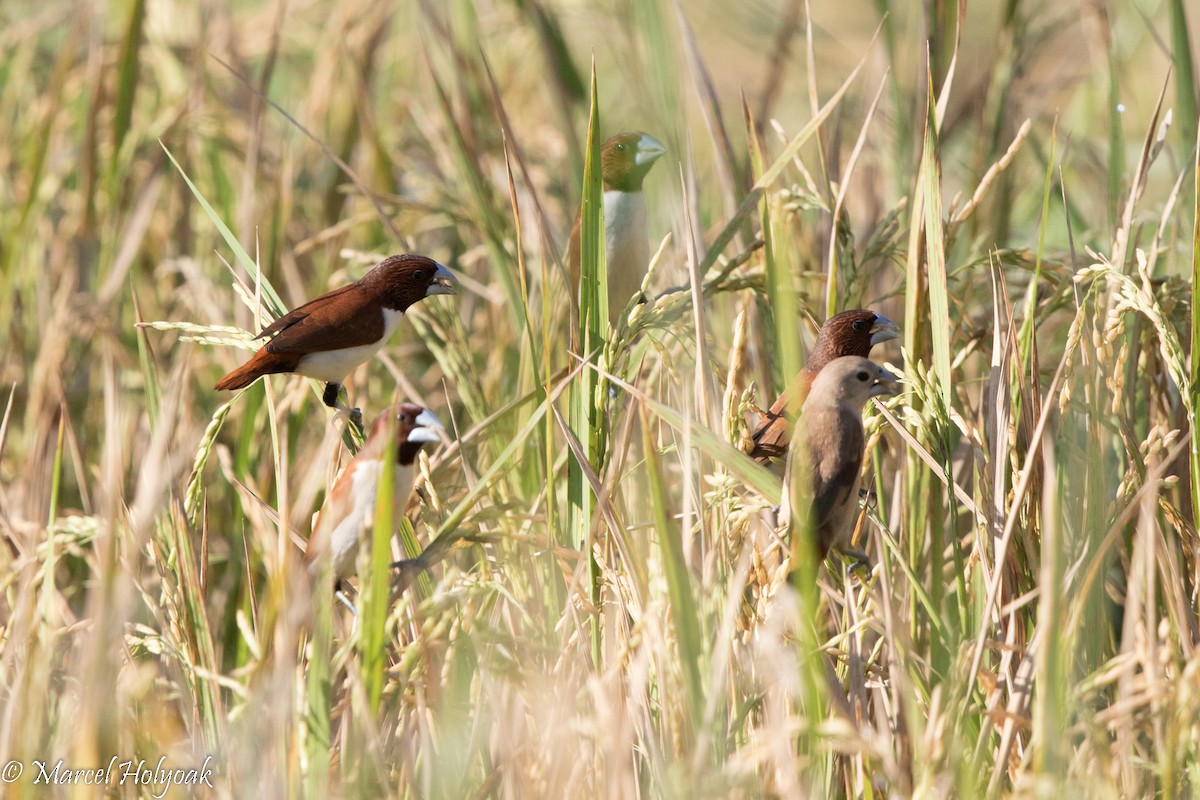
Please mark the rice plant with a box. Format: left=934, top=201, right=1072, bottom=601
left=0, top=0, right=1197, bottom=797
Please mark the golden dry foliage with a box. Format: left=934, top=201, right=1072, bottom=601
left=0, top=0, right=1198, bottom=797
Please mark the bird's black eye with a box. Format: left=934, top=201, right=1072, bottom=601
left=414, top=269, right=427, bottom=282
left=615, top=143, right=626, bottom=152
left=857, top=371, right=870, bottom=381
left=852, top=319, right=868, bottom=331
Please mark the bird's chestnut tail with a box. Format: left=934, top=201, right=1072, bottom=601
left=214, top=363, right=260, bottom=391
left=215, top=351, right=296, bottom=391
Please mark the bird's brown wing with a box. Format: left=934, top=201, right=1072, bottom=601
left=750, top=409, right=790, bottom=463
left=808, top=410, right=864, bottom=557
left=255, top=283, right=357, bottom=339
left=256, top=285, right=386, bottom=355
left=749, top=371, right=814, bottom=463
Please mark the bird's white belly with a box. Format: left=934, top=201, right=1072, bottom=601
left=296, top=308, right=404, bottom=382
left=604, top=189, right=649, bottom=310
left=326, top=459, right=417, bottom=581
left=327, top=461, right=381, bottom=580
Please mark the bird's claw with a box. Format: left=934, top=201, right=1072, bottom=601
left=839, top=547, right=872, bottom=580
left=331, top=405, right=365, bottom=434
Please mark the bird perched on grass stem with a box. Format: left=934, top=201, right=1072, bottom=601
left=567, top=131, right=666, bottom=321
left=305, top=403, right=443, bottom=587
left=215, top=254, right=458, bottom=417
left=751, top=309, right=898, bottom=464
left=785, top=356, right=899, bottom=563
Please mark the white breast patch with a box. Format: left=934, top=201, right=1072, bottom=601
left=325, top=459, right=417, bottom=581
left=603, top=189, right=649, bottom=311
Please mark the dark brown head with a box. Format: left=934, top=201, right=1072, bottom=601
left=600, top=132, right=666, bottom=192
left=367, top=403, right=444, bottom=466
left=362, top=254, right=460, bottom=312
left=804, top=310, right=900, bottom=376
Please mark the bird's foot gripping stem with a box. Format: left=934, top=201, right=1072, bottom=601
left=324, top=382, right=364, bottom=432
left=838, top=546, right=873, bottom=581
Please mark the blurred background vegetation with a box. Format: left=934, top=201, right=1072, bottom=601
left=1, top=0, right=1198, bottom=796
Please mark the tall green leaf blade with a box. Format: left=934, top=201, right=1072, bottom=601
left=567, top=62, right=605, bottom=663
left=640, top=406, right=704, bottom=742
left=113, top=0, right=145, bottom=162
left=1169, top=0, right=1198, bottom=152
left=922, top=66, right=952, bottom=410
left=160, top=141, right=286, bottom=317
left=360, top=429, right=396, bottom=715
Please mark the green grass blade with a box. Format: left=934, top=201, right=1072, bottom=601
left=112, top=0, right=145, bottom=161
left=304, top=595, right=332, bottom=796
left=593, top=365, right=781, bottom=505
left=360, top=428, right=396, bottom=715
left=640, top=405, right=705, bottom=743
left=921, top=65, right=952, bottom=411
left=746, top=100, right=799, bottom=406
left=697, top=29, right=876, bottom=281
left=568, top=61, right=605, bottom=664
left=1169, top=0, right=1198, bottom=150
left=160, top=141, right=286, bottom=316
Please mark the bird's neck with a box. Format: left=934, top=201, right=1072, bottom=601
left=376, top=306, right=406, bottom=333
left=804, top=396, right=868, bottom=417
left=397, top=442, right=424, bottom=466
